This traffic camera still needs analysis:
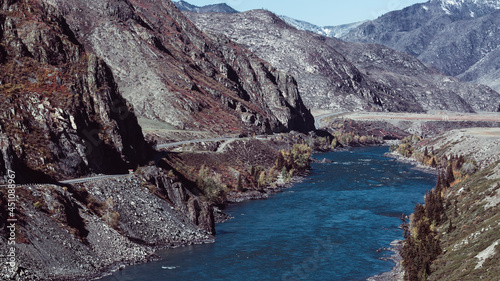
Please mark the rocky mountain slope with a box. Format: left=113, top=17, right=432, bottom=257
left=426, top=130, right=500, bottom=280
left=0, top=169, right=215, bottom=280
left=185, top=9, right=500, bottom=112
left=327, top=39, right=500, bottom=112
left=0, top=0, right=151, bottom=182
left=42, top=0, right=314, bottom=135
left=342, top=0, right=500, bottom=93
left=394, top=128, right=500, bottom=280
left=0, top=1, right=258, bottom=279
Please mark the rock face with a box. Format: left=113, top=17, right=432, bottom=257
left=0, top=0, right=150, bottom=182
left=0, top=168, right=214, bottom=281
left=342, top=0, right=500, bottom=93
left=42, top=0, right=314, bottom=135
left=327, top=39, right=500, bottom=112
left=185, top=9, right=500, bottom=112
left=0, top=1, right=216, bottom=280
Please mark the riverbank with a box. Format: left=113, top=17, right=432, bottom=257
left=384, top=151, right=438, bottom=175
left=98, top=146, right=436, bottom=281
left=0, top=130, right=315, bottom=281
left=367, top=240, right=404, bottom=281
left=388, top=128, right=500, bottom=280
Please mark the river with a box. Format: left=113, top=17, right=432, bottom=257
left=100, top=146, right=435, bottom=281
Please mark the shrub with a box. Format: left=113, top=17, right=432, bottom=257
left=330, top=138, right=338, bottom=148
left=290, top=143, right=311, bottom=171
left=195, top=165, right=228, bottom=205
left=33, top=201, right=43, bottom=210
left=257, top=171, right=266, bottom=188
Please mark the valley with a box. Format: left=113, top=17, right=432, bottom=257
left=0, top=0, right=499, bottom=280
left=314, top=110, right=500, bottom=128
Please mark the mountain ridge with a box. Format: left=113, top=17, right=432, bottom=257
left=45, top=0, right=314, bottom=135
left=174, top=0, right=238, bottom=13
left=342, top=0, right=500, bottom=92
left=185, top=8, right=500, bottom=113
left=279, top=15, right=366, bottom=38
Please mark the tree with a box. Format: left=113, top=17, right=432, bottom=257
left=455, top=154, right=465, bottom=170
left=445, top=164, right=455, bottom=187
left=275, top=151, right=286, bottom=170
left=290, top=143, right=311, bottom=171
left=236, top=173, right=243, bottom=191
left=257, top=171, right=266, bottom=188
left=430, top=157, right=437, bottom=168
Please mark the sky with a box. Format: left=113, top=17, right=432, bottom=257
left=182, top=0, right=428, bottom=26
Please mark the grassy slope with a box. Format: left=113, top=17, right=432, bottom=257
left=400, top=130, right=500, bottom=280
left=430, top=161, right=500, bottom=280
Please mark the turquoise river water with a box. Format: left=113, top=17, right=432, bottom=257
left=101, top=146, right=436, bottom=281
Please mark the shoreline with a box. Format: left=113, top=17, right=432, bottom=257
left=384, top=151, right=438, bottom=175
left=367, top=148, right=436, bottom=281
left=94, top=146, right=405, bottom=281
left=367, top=240, right=404, bottom=281
left=92, top=174, right=308, bottom=281
left=92, top=237, right=215, bottom=281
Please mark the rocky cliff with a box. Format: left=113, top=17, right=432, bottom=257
left=0, top=167, right=214, bottom=280
left=0, top=0, right=151, bottom=182
left=41, top=0, right=314, bottom=135
left=0, top=1, right=219, bottom=279
left=342, top=0, right=500, bottom=93
left=186, top=9, right=500, bottom=112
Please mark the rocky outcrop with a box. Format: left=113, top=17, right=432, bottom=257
left=137, top=166, right=215, bottom=235
left=0, top=167, right=214, bottom=281
left=0, top=0, right=151, bottom=182
left=42, top=0, right=314, bottom=135
left=342, top=0, right=500, bottom=94
left=0, top=2, right=217, bottom=280
left=185, top=9, right=500, bottom=113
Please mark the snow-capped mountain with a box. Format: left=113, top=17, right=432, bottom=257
left=343, top=0, right=500, bottom=93
left=430, top=0, right=500, bottom=17
left=432, top=0, right=500, bottom=12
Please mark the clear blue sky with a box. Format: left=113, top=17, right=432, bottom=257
left=182, top=0, right=427, bottom=26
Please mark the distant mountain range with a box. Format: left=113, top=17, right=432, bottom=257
left=186, top=9, right=499, bottom=112
left=175, top=0, right=238, bottom=13
left=341, top=0, right=500, bottom=93
left=178, top=0, right=500, bottom=107
left=279, top=16, right=366, bottom=38
left=174, top=1, right=365, bottom=38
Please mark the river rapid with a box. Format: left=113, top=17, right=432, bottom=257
left=101, top=146, right=435, bottom=281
